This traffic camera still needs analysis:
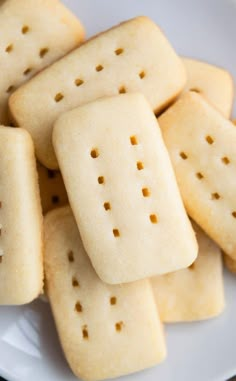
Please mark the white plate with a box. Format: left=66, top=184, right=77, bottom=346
left=1, top=1, right=236, bottom=380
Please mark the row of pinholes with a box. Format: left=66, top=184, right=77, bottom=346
left=90, top=135, right=158, bottom=238
left=5, top=25, right=49, bottom=94
left=180, top=134, right=236, bottom=218
left=47, top=170, right=61, bottom=206
left=67, top=250, right=123, bottom=339
left=53, top=47, right=146, bottom=103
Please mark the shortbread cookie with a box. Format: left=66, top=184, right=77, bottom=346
left=158, top=91, right=236, bottom=260
left=53, top=94, right=197, bottom=284
left=224, top=254, right=236, bottom=274
left=183, top=58, right=233, bottom=117
left=37, top=162, right=68, bottom=214
left=152, top=222, right=224, bottom=322
left=0, top=127, right=43, bottom=304
left=44, top=206, right=166, bottom=381
left=10, top=16, right=186, bottom=169
left=0, top=0, right=84, bottom=125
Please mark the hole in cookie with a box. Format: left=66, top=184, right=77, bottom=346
left=0, top=202, right=2, bottom=208
left=180, top=152, right=188, bottom=160
left=119, top=86, right=126, bottom=94
left=142, top=188, right=150, bottom=197
left=190, top=88, right=201, bottom=93
left=113, top=229, right=120, bottom=237
left=72, top=277, right=79, bottom=287
left=52, top=195, right=59, bottom=204
left=96, top=64, right=104, bottom=72
left=115, top=321, right=124, bottom=332
left=188, top=262, right=195, bottom=270
left=222, top=156, right=230, bottom=165
left=47, top=169, right=56, bottom=178
left=75, top=301, right=83, bottom=313
left=75, top=78, right=84, bottom=87
left=110, top=296, right=117, bottom=305
left=232, top=212, right=236, bottom=219
left=211, top=192, right=220, bottom=200
left=137, top=161, right=144, bottom=170
left=0, top=228, right=2, bottom=236
left=6, top=85, right=15, bottom=93
left=82, top=325, right=89, bottom=339
left=90, top=148, right=99, bottom=158
left=150, top=214, right=158, bottom=223
left=139, top=71, right=146, bottom=79
left=115, top=48, right=124, bottom=56
left=205, top=135, right=214, bottom=145
left=130, top=136, right=138, bottom=145
left=54, top=93, right=64, bottom=102
left=196, top=172, right=204, bottom=180
left=22, top=25, right=30, bottom=34
left=5, top=44, right=13, bottom=53
left=67, top=250, right=74, bottom=262
left=98, top=176, right=104, bottom=184
left=104, top=202, right=111, bottom=211
left=39, top=48, right=49, bottom=58
left=0, top=256, right=2, bottom=263
left=23, top=68, right=32, bottom=76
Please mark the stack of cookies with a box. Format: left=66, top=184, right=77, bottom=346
left=1, top=1, right=235, bottom=380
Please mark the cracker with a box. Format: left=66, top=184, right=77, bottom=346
left=152, top=222, right=224, bottom=322
left=10, top=16, right=186, bottom=169
left=223, top=253, right=236, bottom=274
left=158, top=91, right=236, bottom=260
left=0, top=127, right=43, bottom=304
left=44, top=206, right=166, bottom=380
left=182, top=58, right=233, bottom=117
left=37, top=162, right=68, bottom=214
left=53, top=93, right=197, bottom=284
left=0, top=0, right=84, bottom=125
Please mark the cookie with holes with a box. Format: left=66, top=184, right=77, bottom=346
left=0, top=0, right=84, bottom=125
left=37, top=162, right=68, bottom=214
left=152, top=222, right=224, bottom=322
left=182, top=58, right=233, bottom=117
left=158, top=91, right=236, bottom=261
left=0, top=127, right=43, bottom=304
left=53, top=93, right=197, bottom=284
left=44, top=206, right=166, bottom=381
left=10, top=16, right=186, bottom=169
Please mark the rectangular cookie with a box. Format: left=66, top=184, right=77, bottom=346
left=44, top=206, right=166, bottom=381
left=53, top=93, right=197, bottom=284
left=37, top=162, right=68, bottom=214
left=152, top=222, right=224, bottom=322
left=0, top=0, right=84, bottom=125
left=9, top=16, right=186, bottom=169
left=158, top=91, right=236, bottom=260
left=182, top=58, right=233, bottom=117
left=0, top=127, right=43, bottom=304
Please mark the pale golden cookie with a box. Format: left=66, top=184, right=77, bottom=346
left=53, top=93, right=197, bottom=284
left=0, top=126, right=43, bottom=304
left=10, top=16, right=186, bottom=169
left=37, top=162, right=68, bottom=214
left=158, top=91, right=236, bottom=260
left=0, top=0, right=84, bottom=125
left=152, top=222, right=224, bottom=322
left=44, top=206, right=166, bottom=381
left=183, top=58, right=233, bottom=117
